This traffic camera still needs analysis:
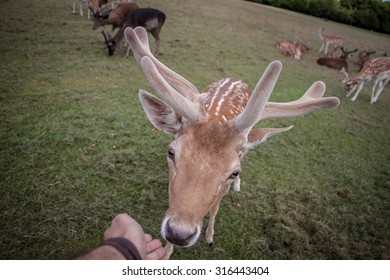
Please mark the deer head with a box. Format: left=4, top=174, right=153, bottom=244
left=125, top=27, right=340, bottom=249
left=340, top=67, right=359, bottom=97
left=340, top=47, right=358, bottom=60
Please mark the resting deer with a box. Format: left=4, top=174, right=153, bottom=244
left=275, top=40, right=302, bottom=59
left=125, top=27, right=340, bottom=259
left=317, top=28, right=343, bottom=54
left=317, top=47, right=357, bottom=71
left=102, top=8, right=165, bottom=56
left=341, top=57, right=390, bottom=103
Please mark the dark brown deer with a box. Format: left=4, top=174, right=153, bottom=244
left=102, top=8, right=165, bottom=56
left=317, top=47, right=357, bottom=71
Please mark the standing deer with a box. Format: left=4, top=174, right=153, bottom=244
left=73, top=0, right=91, bottom=19
left=125, top=27, right=340, bottom=259
left=89, top=0, right=135, bottom=17
left=341, top=57, right=390, bottom=103
left=90, top=2, right=139, bottom=33
left=317, top=28, right=343, bottom=54
left=102, top=8, right=165, bottom=56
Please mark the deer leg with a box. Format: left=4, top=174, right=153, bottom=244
left=163, top=242, right=174, bottom=260
left=79, top=3, right=84, bottom=17
left=319, top=42, right=324, bottom=53
left=205, top=202, right=219, bottom=245
left=125, top=44, right=132, bottom=58
left=351, top=82, right=365, bottom=101
left=206, top=186, right=230, bottom=245
left=151, top=29, right=161, bottom=56
left=154, top=38, right=160, bottom=56
left=371, top=79, right=381, bottom=104
left=72, top=1, right=76, bottom=14
left=324, top=42, right=329, bottom=54
left=373, top=78, right=389, bottom=103
left=233, top=176, right=240, bottom=192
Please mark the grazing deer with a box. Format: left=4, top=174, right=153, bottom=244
left=317, top=47, right=357, bottom=71
left=73, top=0, right=91, bottom=19
left=341, top=57, right=390, bottom=104
left=90, top=2, right=139, bottom=32
left=102, top=8, right=165, bottom=56
left=89, top=0, right=134, bottom=15
left=317, top=28, right=343, bottom=54
left=125, top=27, right=340, bottom=259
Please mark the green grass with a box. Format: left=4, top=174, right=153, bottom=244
left=1, top=0, right=389, bottom=260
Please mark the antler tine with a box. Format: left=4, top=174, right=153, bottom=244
left=234, top=61, right=282, bottom=132
left=140, top=56, right=201, bottom=122
left=125, top=27, right=200, bottom=102
left=260, top=81, right=340, bottom=120
left=134, top=26, right=151, bottom=53
left=124, top=27, right=149, bottom=64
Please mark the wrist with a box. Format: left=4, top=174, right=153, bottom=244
left=75, top=245, right=126, bottom=260
left=101, top=237, right=142, bottom=260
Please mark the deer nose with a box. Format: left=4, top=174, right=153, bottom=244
left=162, top=219, right=199, bottom=247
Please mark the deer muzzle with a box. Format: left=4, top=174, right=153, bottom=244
left=161, top=217, right=201, bottom=247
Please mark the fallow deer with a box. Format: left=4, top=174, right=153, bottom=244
left=102, top=8, right=165, bottom=56
left=275, top=39, right=310, bottom=60
left=357, top=48, right=376, bottom=71
left=317, top=27, right=343, bottom=54
left=90, top=2, right=139, bottom=33
left=275, top=40, right=302, bottom=59
left=73, top=0, right=91, bottom=19
left=317, top=47, right=357, bottom=71
left=89, top=0, right=134, bottom=17
left=341, top=57, right=390, bottom=103
left=125, top=27, right=340, bottom=259
left=325, top=46, right=345, bottom=59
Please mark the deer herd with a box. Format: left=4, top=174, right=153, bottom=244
left=275, top=27, right=389, bottom=104
left=73, top=0, right=165, bottom=56
left=72, top=1, right=388, bottom=259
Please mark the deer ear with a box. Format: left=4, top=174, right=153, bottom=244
left=139, top=90, right=182, bottom=137
left=244, top=126, right=294, bottom=150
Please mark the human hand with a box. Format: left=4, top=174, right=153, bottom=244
left=103, top=213, right=166, bottom=260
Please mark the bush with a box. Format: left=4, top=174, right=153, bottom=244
left=245, top=0, right=389, bottom=34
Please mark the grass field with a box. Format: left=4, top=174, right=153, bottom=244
left=1, top=0, right=389, bottom=260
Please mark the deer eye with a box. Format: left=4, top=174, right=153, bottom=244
left=228, top=171, right=240, bottom=180
left=167, top=148, right=175, bottom=160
